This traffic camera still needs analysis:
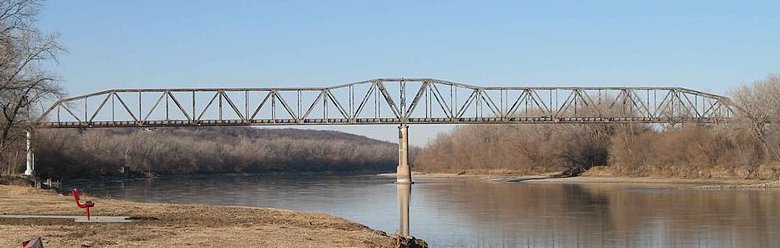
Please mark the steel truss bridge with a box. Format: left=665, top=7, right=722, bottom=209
left=29, top=78, right=740, bottom=237
left=36, top=78, right=737, bottom=128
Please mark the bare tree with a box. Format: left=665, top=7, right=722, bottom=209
left=414, top=82, right=780, bottom=180
left=729, top=74, right=780, bottom=161
left=32, top=127, right=398, bottom=179
left=0, top=0, right=62, bottom=173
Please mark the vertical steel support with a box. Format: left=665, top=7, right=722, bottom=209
left=192, top=90, right=196, bottom=122
left=165, top=91, right=170, bottom=121
left=111, top=92, right=115, bottom=122
left=23, top=130, right=34, bottom=176
left=400, top=81, right=406, bottom=118
left=219, top=91, right=223, bottom=121
left=138, top=92, right=142, bottom=124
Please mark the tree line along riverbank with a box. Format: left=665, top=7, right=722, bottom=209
left=414, top=75, right=780, bottom=181
left=18, top=127, right=398, bottom=180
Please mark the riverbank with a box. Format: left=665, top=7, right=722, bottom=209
left=412, top=171, right=780, bottom=189
left=0, top=185, right=424, bottom=247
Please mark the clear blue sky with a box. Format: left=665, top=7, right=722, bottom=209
left=40, top=1, right=779, bottom=145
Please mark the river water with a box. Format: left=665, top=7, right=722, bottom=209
left=65, top=174, right=780, bottom=247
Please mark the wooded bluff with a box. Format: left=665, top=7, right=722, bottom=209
left=28, top=127, right=397, bottom=179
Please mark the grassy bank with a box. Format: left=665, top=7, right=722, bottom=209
left=0, top=185, right=414, bottom=247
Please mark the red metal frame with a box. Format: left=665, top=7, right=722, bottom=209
left=71, top=188, right=95, bottom=220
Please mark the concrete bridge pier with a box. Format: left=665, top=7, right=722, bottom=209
left=396, top=124, right=411, bottom=184
left=396, top=124, right=412, bottom=238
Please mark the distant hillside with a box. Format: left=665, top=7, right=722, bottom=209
left=33, top=127, right=397, bottom=179
left=101, top=127, right=391, bottom=145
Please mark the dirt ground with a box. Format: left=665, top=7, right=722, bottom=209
left=0, top=185, right=402, bottom=247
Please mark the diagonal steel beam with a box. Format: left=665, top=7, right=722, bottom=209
left=197, top=91, right=221, bottom=121
left=429, top=82, right=453, bottom=118
left=375, top=81, right=401, bottom=118
left=143, top=92, right=167, bottom=121
left=113, top=92, right=139, bottom=122
left=249, top=91, right=274, bottom=120
left=88, top=93, right=112, bottom=122
left=273, top=91, right=299, bottom=121
left=324, top=90, right=350, bottom=119
left=353, top=83, right=376, bottom=119
left=404, top=82, right=428, bottom=119
left=167, top=92, right=192, bottom=121
left=302, top=91, right=325, bottom=120
left=220, top=91, right=246, bottom=121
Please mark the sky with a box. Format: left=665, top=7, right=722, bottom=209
left=39, top=1, right=780, bottom=146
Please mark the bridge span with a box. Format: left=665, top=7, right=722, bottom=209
left=37, top=78, right=735, bottom=128
left=30, top=78, right=739, bottom=237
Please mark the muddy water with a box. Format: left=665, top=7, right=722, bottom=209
left=66, top=174, right=780, bottom=247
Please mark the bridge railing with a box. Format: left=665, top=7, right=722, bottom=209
left=36, top=78, right=738, bottom=128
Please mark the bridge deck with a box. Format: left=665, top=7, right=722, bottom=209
left=36, top=78, right=737, bottom=128
left=42, top=117, right=730, bottom=128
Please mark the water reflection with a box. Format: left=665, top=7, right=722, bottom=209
left=416, top=180, right=780, bottom=247
left=397, top=183, right=411, bottom=237
left=66, top=175, right=780, bottom=247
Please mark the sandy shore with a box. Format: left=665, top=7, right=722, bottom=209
left=519, top=176, right=780, bottom=188
left=412, top=172, right=780, bottom=189
left=0, top=185, right=421, bottom=247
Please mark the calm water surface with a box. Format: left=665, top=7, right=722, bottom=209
left=66, top=174, right=780, bottom=247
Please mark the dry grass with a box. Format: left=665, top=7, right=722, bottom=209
left=0, top=185, right=396, bottom=247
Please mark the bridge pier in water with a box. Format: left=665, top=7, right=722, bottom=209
left=397, top=124, right=411, bottom=184
left=396, top=124, right=412, bottom=238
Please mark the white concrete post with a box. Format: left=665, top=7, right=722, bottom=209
left=397, top=124, right=411, bottom=184
left=23, top=130, right=34, bottom=176
left=396, top=124, right=412, bottom=237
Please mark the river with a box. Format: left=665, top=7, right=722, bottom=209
left=64, top=174, right=780, bottom=247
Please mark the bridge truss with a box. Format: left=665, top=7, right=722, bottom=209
left=36, top=78, right=737, bottom=128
